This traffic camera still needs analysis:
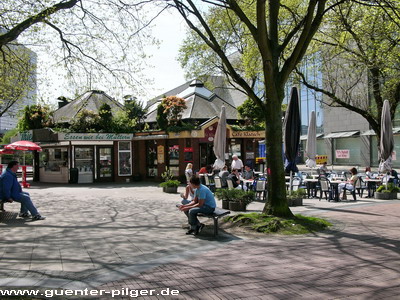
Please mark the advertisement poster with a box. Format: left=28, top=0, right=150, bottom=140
left=157, top=145, right=165, bottom=164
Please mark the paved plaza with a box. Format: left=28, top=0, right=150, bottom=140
left=0, top=182, right=400, bottom=299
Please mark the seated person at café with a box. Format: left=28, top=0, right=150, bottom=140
left=243, top=165, right=254, bottom=180
left=364, top=166, right=376, bottom=198
left=319, top=162, right=328, bottom=175
left=388, top=169, right=399, bottom=186
left=218, top=165, right=229, bottom=188
left=338, top=167, right=358, bottom=200
left=228, top=169, right=247, bottom=191
left=198, top=165, right=212, bottom=175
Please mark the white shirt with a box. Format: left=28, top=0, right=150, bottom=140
left=231, top=158, right=244, bottom=171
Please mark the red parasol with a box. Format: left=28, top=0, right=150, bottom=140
left=5, top=141, right=42, bottom=152
left=0, top=149, right=15, bottom=155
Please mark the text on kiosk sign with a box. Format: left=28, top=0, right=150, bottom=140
left=59, top=133, right=133, bottom=141
left=335, top=149, right=350, bottom=159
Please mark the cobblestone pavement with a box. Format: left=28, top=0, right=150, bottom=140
left=0, top=182, right=399, bottom=299
left=100, top=201, right=400, bottom=300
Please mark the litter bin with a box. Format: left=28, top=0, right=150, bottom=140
left=69, top=168, right=79, bottom=184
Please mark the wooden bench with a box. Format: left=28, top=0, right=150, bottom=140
left=198, top=208, right=230, bottom=236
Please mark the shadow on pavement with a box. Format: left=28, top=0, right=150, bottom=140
left=304, top=206, right=384, bottom=216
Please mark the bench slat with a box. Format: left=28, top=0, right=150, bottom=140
left=198, top=208, right=230, bottom=236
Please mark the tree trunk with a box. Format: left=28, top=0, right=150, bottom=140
left=263, top=93, right=293, bottom=217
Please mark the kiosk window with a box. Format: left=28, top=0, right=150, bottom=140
left=118, top=142, right=132, bottom=176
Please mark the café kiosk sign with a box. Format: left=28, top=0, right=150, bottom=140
left=229, top=131, right=265, bottom=138
left=59, top=133, right=133, bottom=141
left=58, top=133, right=133, bottom=141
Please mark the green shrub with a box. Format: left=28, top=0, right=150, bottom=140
left=215, top=189, right=255, bottom=205
left=159, top=180, right=180, bottom=188
left=376, top=183, right=400, bottom=193
left=287, top=188, right=306, bottom=199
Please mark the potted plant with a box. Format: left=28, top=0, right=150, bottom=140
left=215, top=189, right=231, bottom=209
left=287, top=188, right=306, bottom=206
left=375, top=183, right=399, bottom=200
left=159, top=167, right=180, bottom=193
left=215, top=189, right=255, bottom=211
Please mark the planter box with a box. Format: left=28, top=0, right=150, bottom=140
left=288, top=197, right=303, bottom=206
left=375, top=192, right=397, bottom=200
left=229, top=201, right=246, bottom=211
left=163, top=186, right=178, bottom=193
left=222, top=200, right=230, bottom=210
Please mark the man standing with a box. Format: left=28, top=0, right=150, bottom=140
left=179, top=176, right=216, bottom=235
left=0, top=161, right=45, bottom=220
left=231, top=154, right=243, bottom=172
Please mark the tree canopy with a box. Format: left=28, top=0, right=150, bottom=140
left=0, top=0, right=162, bottom=106
left=170, top=0, right=338, bottom=217
left=297, top=0, right=400, bottom=140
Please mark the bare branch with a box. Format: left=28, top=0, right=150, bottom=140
left=0, top=0, right=80, bottom=48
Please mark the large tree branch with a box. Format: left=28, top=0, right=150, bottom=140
left=171, top=0, right=265, bottom=111
left=296, top=67, right=380, bottom=134
left=280, top=0, right=326, bottom=85
left=0, top=0, right=80, bottom=48
left=226, top=0, right=259, bottom=40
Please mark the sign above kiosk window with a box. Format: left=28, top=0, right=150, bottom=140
left=59, top=133, right=133, bottom=141
left=229, top=131, right=264, bottom=138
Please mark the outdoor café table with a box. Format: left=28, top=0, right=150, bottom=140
left=241, top=179, right=255, bottom=191
left=329, top=179, right=346, bottom=201
left=303, top=178, right=319, bottom=198
left=364, top=178, right=382, bottom=197
left=254, top=172, right=263, bottom=178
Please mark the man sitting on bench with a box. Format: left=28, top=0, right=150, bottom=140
left=0, top=161, right=45, bottom=221
left=178, top=176, right=216, bottom=235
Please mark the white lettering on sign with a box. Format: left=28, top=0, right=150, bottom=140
left=230, top=131, right=264, bottom=138
left=335, top=149, right=350, bottom=159
left=20, top=131, right=33, bottom=141
left=60, top=133, right=133, bottom=141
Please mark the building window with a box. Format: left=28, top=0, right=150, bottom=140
left=332, top=137, right=361, bottom=165
left=371, top=135, right=400, bottom=168
left=168, top=140, right=180, bottom=177
left=118, top=141, right=132, bottom=176
left=75, top=147, right=93, bottom=173
left=147, top=140, right=158, bottom=177
left=41, top=148, right=68, bottom=172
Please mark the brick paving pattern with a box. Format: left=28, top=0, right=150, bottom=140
left=0, top=182, right=399, bottom=299
left=100, top=202, right=400, bottom=299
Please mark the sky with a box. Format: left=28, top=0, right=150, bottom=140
left=142, top=9, right=188, bottom=99
left=34, top=7, right=188, bottom=106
